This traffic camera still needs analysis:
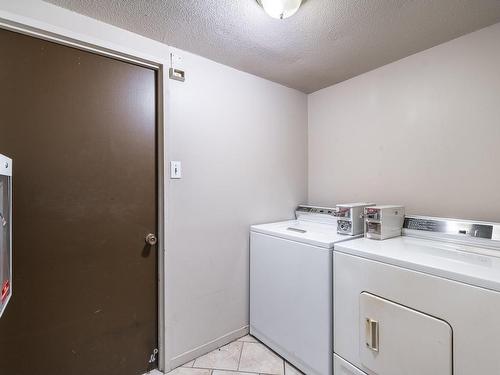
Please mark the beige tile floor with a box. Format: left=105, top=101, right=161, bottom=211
left=164, top=335, right=303, bottom=375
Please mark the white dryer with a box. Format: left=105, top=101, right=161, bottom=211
left=250, top=205, right=362, bottom=375
left=333, top=215, right=500, bottom=375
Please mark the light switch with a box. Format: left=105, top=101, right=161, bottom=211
left=170, top=161, right=182, bottom=179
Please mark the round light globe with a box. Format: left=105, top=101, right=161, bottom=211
left=259, top=0, right=303, bottom=19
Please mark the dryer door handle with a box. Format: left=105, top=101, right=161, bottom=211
left=365, top=318, right=379, bottom=352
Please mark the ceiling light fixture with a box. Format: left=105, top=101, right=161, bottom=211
left=256, top=0, right=303, bottom=20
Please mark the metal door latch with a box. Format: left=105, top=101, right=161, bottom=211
left=149, top=348, right=159, bottom=364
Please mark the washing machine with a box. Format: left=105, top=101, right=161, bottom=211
left=250, top=205, right=363, bottom=375
left=333, top=215, right=500, bottom=375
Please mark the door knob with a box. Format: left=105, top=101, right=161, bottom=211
left=145, top=233, right=158, bottom=246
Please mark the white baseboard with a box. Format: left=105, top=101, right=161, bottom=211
left=167, top=325, right=249, bottom=371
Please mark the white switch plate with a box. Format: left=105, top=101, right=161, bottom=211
left=170, top=161, right=182, bottom=179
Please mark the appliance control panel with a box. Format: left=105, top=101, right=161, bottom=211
left=404, top=216, right=498, bottom=241
left=296, top=205, right=336, bottom=217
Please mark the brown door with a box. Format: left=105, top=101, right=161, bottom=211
left=0, top=29, right=158, bottom=375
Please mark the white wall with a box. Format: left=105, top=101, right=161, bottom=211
left=165, top=49, right=307, bottom=366
left=308, top=22, right=500, bottom=222
left=0, top=1, right=308, bottom=371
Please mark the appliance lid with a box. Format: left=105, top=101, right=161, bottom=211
left=335, top=236, right=500, bottom=292
left=251, top=219, right=359, bottom=248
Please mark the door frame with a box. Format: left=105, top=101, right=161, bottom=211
left=0, top=11, right=168, bottom=372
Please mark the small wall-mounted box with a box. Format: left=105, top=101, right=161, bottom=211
left=0, top=154, right=12, bottom=318
left=169, top=53, right=185, bottom=82
left=364, top=205, right=405, bottom=240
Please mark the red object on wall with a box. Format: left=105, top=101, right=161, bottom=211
left=1, top=280, right=9, bottom=302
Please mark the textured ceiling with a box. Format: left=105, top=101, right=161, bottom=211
left=45, top=0, right=500, bottom=93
